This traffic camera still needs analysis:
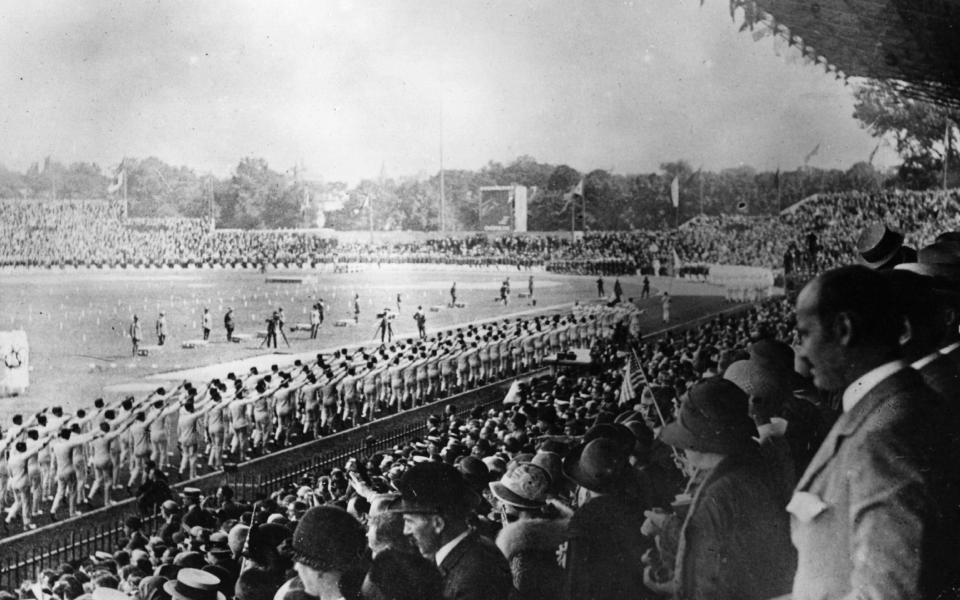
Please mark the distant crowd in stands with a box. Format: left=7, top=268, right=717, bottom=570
left=3, top=189, right=960, bottom=274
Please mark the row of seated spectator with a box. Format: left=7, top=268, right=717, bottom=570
left=3, top=189, right=960, bottom=272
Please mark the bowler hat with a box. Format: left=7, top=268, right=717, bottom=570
left=562, top=437, right=629, bottom=494
left=163, top=568, right=226, bottom=600
left=290, top=506, right=367, bottom=572
left=659, top=378, right=756, bottom=455
left=856, top=223, right=908, bottom=269
left=390, top=462, right=477, bottom=514
left=489, top=462, right=551, bottom=510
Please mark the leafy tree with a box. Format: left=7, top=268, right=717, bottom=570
left=853, top=80, right=960, bottom=189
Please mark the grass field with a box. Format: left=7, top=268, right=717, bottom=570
left=0, top=266, right=729, bottom=420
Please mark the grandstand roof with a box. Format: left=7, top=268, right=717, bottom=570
left=731, top=0, right=960, bottom=107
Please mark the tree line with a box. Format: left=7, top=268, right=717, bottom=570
left=0, top=154, right=898, bottom=231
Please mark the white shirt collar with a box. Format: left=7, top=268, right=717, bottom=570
left=911, top=351, right=942, bottom=370
left=754, top=417, right=788, bottom=443
left=434, top=530, right=471, bottom=567
left=841, top=360, right=907, bottom=413
left=941, top=341, right=960, bottom=355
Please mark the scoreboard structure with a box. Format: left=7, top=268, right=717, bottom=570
left=478, top=185, right=528, bottom=232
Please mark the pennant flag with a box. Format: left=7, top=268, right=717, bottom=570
left=670, top=176, right=679, bottom=208
left=561, top=178, right=584, bottom=212
left=868, top=142, right=880, bottom=164
left=107, top=166, right=125, bottom=194
left=504, top=379, right=522, bottom=405
left=804, top=142, right=821, bottom=166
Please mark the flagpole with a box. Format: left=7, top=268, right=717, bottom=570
left=439, top=92, right=446, bottom=232
left=122, top=160, right=128, bottom=220
left=699, top=173, right=704, bottom=216
left=776, top=167, right=782, bottom=213
left=944, top=119, right=951, bottom=191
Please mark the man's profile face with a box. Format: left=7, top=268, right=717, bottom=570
left=402, top=513, right=442, bottom=558
left=795, top=282, right=845, bottom=391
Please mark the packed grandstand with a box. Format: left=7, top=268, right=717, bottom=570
left=4, top=189, right=960, bottom=276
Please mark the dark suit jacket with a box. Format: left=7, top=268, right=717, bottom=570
left=789, top=368, right=954, bottom=600
left=439, top=531, right=514, bottom=600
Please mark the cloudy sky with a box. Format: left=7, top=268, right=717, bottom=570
left=0, top=0, right=893, bottom=182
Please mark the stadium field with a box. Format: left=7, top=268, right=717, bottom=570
left=0, top=266, right=730, bottom=420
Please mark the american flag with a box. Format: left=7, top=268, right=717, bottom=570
left=619, top=347, right=649, bottom=405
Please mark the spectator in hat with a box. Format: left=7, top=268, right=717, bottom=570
left=163, top=568, right=224, bottom=600
left=123, top=516, right=149, bottom=552
left=360, top=549, right=443, bottom=600
left=722, top=358, right=798, bottom=505
left=289, top=506, right=369, bottom=600
left=137, top=576, right=170, bottom=600
left=392, top=462, right=513, bottom=600
left=649, top=378, right=794, bottom=599
left=490, top=463, right=566, bottom=600
left=234, top=567, right=274, bottom=600
left=560, top=436, right=648, bottom=600
left=791, top=265, right=955, bottom=599
left=856, top=223, right=914, bottom=270
left=159, top=500, right=183, bottom=546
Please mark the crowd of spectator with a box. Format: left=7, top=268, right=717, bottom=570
left=6, top=214, right=960, bottom=599
left=3, top=189, right=960, bottom=274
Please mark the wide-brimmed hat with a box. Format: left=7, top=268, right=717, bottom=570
left=856, top=224, right=908, bottom=269
left=562, top=437, right=629, bottom=494
left=290, top=506, right=367, bottom=573
left=489, top=462, right=551, bottom=510
left=389, top=462, right=477, bottom=514
left=659, top=378, right=756, bottom=455
left=894, top=242, right=960, bottom=287
left=163, top=568, right=226, bottom=600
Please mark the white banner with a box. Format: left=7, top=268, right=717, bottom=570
left=0, top=330, right=29, bottom=396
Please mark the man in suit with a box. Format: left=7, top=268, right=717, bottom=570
left=791, top=265, right=954, bottom=600
left=392, top=462, right=513, bottom=600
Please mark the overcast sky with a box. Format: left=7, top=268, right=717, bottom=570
left=0, top=0, right=894, bottom=182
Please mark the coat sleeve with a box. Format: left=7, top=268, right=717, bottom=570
left=845, top=429, right=932, bottom=600
left=682, top=493, right=730, bottom=600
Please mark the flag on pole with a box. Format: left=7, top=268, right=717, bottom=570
left=619, top=348, right=649, bottom=406
left=504, top=379, right=522, bottom=405
left=804, top=142, right=821, bottom=166
left=107, top=165, right=125, bottom=194
left=672, top=248, right=682, bottom=272
left=774, top=167, right=781, bottom=191
left=670, top=176, right=679, bottom=208
left=561, top=178, right=584, bottom=212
